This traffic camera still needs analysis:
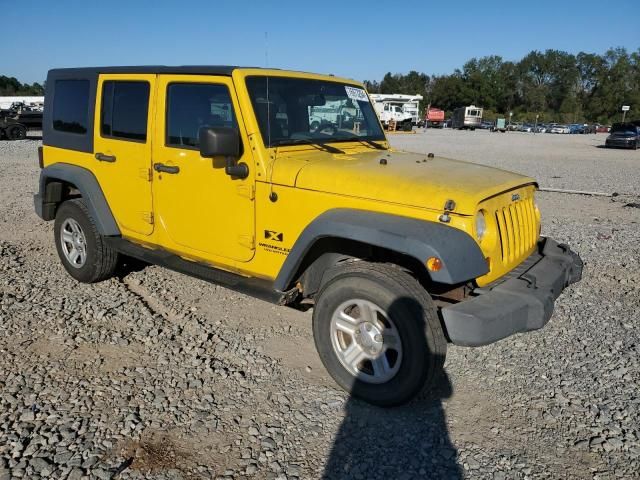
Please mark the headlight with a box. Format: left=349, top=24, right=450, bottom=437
left=475, top=210, right=487, bottom=242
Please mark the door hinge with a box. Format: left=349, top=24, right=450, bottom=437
left=140, top=168, right=152, bottom=181
left=142, top=212, right=154, bottom=224
left=238, top=234, right=255, bottom=250
left=236, top=184, right=255, bottom=200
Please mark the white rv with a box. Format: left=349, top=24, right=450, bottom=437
left=451, top=105, right=483, bottom=130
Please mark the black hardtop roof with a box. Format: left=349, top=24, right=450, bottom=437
left=47, top=65, right=253, bottom=76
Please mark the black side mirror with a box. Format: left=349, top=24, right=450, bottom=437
left=199, top=127, right=248, bottom=179
left=199, top=127, right=239, bottom=157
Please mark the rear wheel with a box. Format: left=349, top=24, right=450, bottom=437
left=7, top=124, right=27, bottom=140
left=312, top=262, right=446, bottom=407
left=54, top=199, right=119, bottom=283
left=402, top=121, right=413, bottom=132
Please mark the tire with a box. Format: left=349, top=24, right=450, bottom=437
left=402, top=121, right=413, bottom=132
left=54, top=199, right=119, bottom=283
left=7, top=124, right=27, bottom=140
left=312, top=262, right=446, bottom=407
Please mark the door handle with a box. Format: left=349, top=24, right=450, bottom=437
left=153, top=163, right=180, bottom=174
left=95, top=152, right=116, bottom=163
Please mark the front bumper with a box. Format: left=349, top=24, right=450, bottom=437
left=441, top=238, right=583, bottom=347
left=606, top=138, right=637, bottom=148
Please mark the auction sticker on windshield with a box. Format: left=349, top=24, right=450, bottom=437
left=345, top=86, right=369, bottom=103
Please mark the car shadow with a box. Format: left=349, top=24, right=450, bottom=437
left=114, top=256, right=149, bottom=280
left=322, top=297, right=462, bottom=480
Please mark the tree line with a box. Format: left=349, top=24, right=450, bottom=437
left=0, top=76, right=45, bottom=96
left=364, top=47, right=640, bottom=124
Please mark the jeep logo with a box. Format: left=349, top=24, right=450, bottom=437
left=264, top=230, right=283, bottom=242
left=511, top=193, right=521, bottom=201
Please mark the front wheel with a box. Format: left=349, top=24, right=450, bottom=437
left=7, top=124, right=27, bottom=140
left=312, top=262, right=446, bottom=407
left=54, top=199, right=119, bottom=283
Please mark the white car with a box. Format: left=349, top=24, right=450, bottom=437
left=550, top=125, right=570, bottom=134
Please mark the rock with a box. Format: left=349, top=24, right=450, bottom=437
left=261, top=437, right=277, bottom=450
left=29, top=458, right=53, bottom=476
left=91, top=467, right=111, bottom=480
left=67, top=467, right=84, bottom=480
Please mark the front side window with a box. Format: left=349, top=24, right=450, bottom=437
left=245, top=76, right=384, bottom=147
left=166, top=83, right=237, bottom=149
left=101, top=81, right=150, bottom=141
left=53, top=79, right=89, bottom=134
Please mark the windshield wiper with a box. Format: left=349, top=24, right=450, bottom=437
left=271, top=138, right=343, bottom=153
left=337, top=135, right=387, bottom=150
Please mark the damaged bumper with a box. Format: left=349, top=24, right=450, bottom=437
left=441, top=238, right=583, bottom=347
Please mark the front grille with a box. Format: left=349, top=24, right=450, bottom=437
left=495, top=197, right=538, bottom=263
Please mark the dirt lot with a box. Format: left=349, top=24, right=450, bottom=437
left=0, top=130, right=639, bottom=480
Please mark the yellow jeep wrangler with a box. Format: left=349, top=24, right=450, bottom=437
left=35, top=66, right=582, bottom=406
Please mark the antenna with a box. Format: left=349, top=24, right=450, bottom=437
left=265, top=31, right=271, bottom=148
left=265, top=31, right=277, bottom=201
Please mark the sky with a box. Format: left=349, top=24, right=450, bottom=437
left=3, top=0, right=639, bottom=85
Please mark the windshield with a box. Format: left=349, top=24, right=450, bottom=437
left=245, top=76, right=385, bottom=147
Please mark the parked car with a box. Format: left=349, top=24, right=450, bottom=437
left=595, top=124, right=611, bottom=133
left=550, top=125, right=570, bottom=134
left=605, top=123, right=640, bottom=149
left=520, top=123, right=534, bottom=133
left=480, top=120, right=493, bottom=130
left=569, top=124, right=585, bottom=134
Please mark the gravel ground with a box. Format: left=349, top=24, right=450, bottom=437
left=0, top=130, right=639, bottom=480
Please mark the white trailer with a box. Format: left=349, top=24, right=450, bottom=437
left=369, top=93, right=423, bottom=127
left=0, top=96, right=44, bottom=110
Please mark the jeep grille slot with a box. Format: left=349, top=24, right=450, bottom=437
left=495, top=197, right=537, bottom=263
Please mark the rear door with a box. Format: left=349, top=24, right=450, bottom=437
left=93, top=74, right=155, bottom=236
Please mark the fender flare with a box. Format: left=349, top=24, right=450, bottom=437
left=274, top=209, right=489, bottom=291
left=35, top=163, right=120, bottom=236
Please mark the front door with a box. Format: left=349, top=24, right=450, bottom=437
left=93, top=74, right=155, bottom=236
left=152, top=75, right=255, bottom=263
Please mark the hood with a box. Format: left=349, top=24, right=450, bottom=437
left=273, top=148, right=536, bottom=215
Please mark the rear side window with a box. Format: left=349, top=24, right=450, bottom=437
left=166, top=83, right=237, bottom=149
left=101, top=81, right=150, bottom=141
left=53, top=80, right=90, bottom=134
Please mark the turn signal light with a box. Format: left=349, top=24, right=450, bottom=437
left=426, top=257, right=443, bottom=272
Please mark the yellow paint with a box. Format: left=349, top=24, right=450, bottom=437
left=42, top=68, right=541, bottom=287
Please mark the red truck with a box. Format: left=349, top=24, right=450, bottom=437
left=425, top=107, right=445, bottom=128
